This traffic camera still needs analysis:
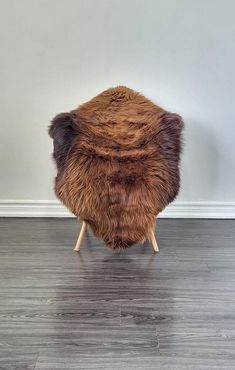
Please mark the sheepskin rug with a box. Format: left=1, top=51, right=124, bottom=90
left=49, top=86, right=183, bottom=250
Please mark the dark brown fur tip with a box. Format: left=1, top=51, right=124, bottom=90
left=162, top=112, right=184, bottom=130
left=48, top=112, right=74, bottom=138
left=48, top=86, right=184, bottom=250
left=48, top=112, right=79, bottom=171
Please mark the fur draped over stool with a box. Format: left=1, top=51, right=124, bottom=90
left=49, top=86, right=184, bottom=250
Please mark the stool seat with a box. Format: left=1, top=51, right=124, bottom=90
left=49, top=86, right=183, bottom=252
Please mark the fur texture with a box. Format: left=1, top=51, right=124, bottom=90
left=49, top=86, right=184, bottom=250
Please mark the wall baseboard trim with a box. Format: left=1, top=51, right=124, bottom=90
left=0, top=200, right=235, bottom=219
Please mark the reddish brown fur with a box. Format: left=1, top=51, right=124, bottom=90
left=49, top=86, right=184, bottom=250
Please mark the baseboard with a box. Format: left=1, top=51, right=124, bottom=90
left=0, top=200, right=235, bottom=218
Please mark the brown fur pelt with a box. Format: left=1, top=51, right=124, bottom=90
left=49, top=86, right=184, bottom=250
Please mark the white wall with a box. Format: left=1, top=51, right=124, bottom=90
left=0, top=0, right=235, bottom=215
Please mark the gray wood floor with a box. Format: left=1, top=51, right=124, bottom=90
left=0, top=218, right=235, bottom=370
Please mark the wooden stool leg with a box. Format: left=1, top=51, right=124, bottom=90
left=74, top=221, right=87, bottom=252
left=150, top=229, right=159, bottom=253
